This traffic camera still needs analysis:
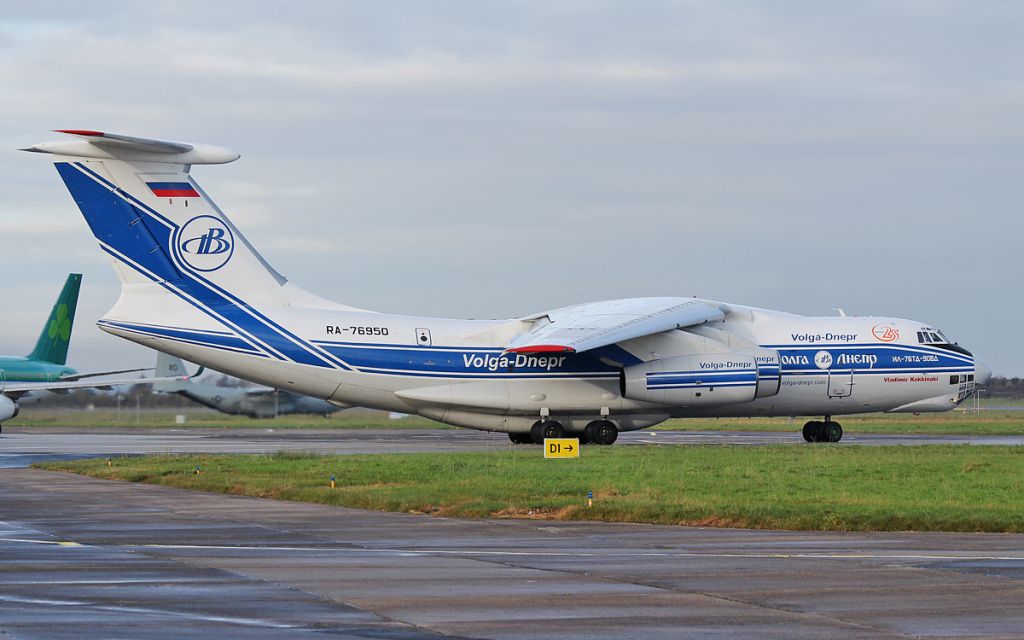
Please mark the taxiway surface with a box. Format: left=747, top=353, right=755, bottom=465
left=3, top=468, right=1024, bottom=639
left=2, top=427, right=1023, bottom=638
left=4, top=426, right=1024, bottom=469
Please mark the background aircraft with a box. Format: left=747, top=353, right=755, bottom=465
left=27, top=130, right=991, bottom=444
left=153, top=352, right=342, bottom=418
left=0, top=272, right=186, bottom=432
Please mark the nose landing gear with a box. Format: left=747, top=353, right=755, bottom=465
left=802, top=417, right=843, bottom=443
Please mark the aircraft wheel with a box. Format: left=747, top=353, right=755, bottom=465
left=802, top=421, right=819, bottom=442
left=590, top=420, right=618, bottom=445
left=508, top=432, right=530, bottom=444
left=824, top=421, right=843, bottom=443
left=531, top=420, right=564, bottom=444
left=577, top=429, right=591, bottom=445
left=541, top=420, right=565, bottom=440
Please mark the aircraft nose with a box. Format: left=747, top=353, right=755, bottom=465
left=975, top=359, right=992, bottom=386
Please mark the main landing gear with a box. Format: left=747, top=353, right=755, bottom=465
left=583, top=420, right=618, bottom=446
left=802, top=416, right=843, bottom=443
left=507, top=419, right=619, bottom=446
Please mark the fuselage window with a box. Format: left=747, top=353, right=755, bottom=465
left=949, top=375, right=959, bottom=385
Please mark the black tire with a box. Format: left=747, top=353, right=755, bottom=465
left=592, top=420, right=618, bottom=445
left=577, top=429, right=591, bottom=445
left=802, top=421, right=817, bottom=442
left=541, top=420, right=565, bottom=440
left=814, top=421, right=829, bottom=442
left=530, top=421, right=545, bottom=444
left=824, top=421, right=843, bottom=443
left=508, top=432, right=528, bottom=444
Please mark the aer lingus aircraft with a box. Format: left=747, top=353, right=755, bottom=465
left=24, top=130, right=991, bottom=444
left=0, top=271, right=188, bottom=432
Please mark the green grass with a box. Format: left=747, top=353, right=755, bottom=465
left=37, top=446, right=1024, bottom=533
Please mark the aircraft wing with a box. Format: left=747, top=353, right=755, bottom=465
left=1, top=372, right=196, bottom=398
left=51, top=367, right=150, bottom=382
left=242, top=387, right=279, bottom=398
left=505, top=297, right=725, bottom=354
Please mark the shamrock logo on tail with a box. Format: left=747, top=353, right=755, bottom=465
left=48, top=304, right=71, bottom=342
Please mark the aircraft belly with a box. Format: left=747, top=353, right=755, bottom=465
left=395, top=377, right=628, bottom=414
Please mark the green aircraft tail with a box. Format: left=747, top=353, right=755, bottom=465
left=27, top=273, right=82, bottom=365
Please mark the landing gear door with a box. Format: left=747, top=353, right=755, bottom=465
left=827, top=370, right=853, bottom=398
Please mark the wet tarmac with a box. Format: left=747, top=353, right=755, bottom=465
left=3, top=468, right=1024, bottom=638
left=2, top=427, right=1024, bottom=638
left=4, top=426, right=1024, bottom=470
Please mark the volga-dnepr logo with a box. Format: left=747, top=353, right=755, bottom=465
left=175, top=215, right=234, bottom=272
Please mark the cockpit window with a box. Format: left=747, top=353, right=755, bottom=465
left=918, top=327, right=972, bottom=355
left=917, top=329, right=953, bottom=345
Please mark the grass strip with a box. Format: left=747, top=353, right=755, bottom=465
left=37, top=446, right=1024, bottom=533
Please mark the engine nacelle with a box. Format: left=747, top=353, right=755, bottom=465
left=623, top=352, right=762, bottom=407
left=753, top=350, right=782, bottom=399
left=0, top=395, right=20, bottom=421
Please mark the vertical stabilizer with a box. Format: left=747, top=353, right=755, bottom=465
left=153, top=351, right=190, bottom=393
left=28, top=273, right=81, bottom=365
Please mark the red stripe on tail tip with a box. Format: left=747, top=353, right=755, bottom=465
left=506, top=345, right=576, bottom=354
left=54, top=129, right=106, bottom=137
left=151, top=189, right=200, bottom=198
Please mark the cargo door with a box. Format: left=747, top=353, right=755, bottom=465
left=827, top=370, right=853, bottom=398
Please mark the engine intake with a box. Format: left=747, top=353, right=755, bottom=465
left=0, top=395, right=20, bottom=422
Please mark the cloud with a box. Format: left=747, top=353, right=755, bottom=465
left=0, top=2, right=1022, bottom=374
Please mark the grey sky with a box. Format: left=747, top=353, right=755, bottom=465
left=1, top=1, right=1021, bottom=375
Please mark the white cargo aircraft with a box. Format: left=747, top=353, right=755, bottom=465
left=25, top=130, right=990, bottom=445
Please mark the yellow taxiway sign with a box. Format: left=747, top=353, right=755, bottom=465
left=544, top=438, right=580, bottom=459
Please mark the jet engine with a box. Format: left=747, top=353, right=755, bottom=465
left=0, top=395, right=20, bottom=421
left=622, top=351, right=774, bottom=407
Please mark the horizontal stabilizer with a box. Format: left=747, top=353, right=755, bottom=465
left=22, top=130, right=239, bottom=165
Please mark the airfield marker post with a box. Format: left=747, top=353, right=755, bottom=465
left=588, top=491, right=593, bottom=508
left=330, top=474, right=336, bottom=489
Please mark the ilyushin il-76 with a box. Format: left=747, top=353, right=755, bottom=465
left=25, top=130, right=990, bottom=445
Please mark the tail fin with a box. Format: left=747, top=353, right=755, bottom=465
left=25, top=130, right=294, bottom=302
left=27, top=273, right=81, bottom=365
left=25, top=130, right=360, bottom=370
left=153, top=351, right=190, bottom=393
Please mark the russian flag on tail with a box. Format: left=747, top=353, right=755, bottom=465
left=147, top=181, right=200, bottom=198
